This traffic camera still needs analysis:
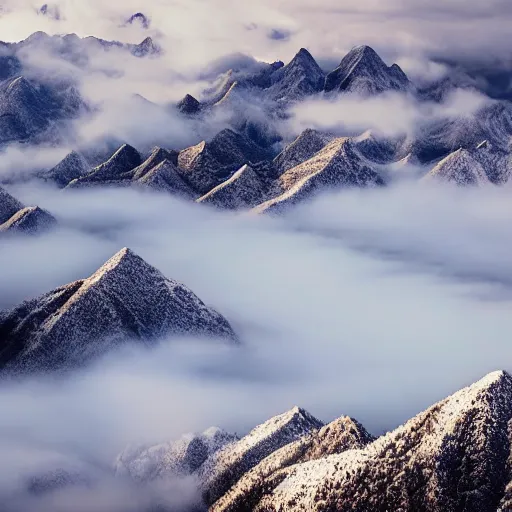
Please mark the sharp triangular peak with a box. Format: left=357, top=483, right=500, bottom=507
left=87, top=247, right=147, bottom=280
left=325, top=44, right=409, bottom=94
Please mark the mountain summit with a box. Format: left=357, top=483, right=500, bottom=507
left=217, top=371, right=512, bottom=512
left=267, top=48, right=325, bottom=102
left=324, top=45, right=410, bottom=95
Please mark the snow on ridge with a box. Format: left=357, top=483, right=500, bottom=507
left=254, top=370, right=512, bottom=511
left=200, top=406, right=323, bottom=505
left=426, top=147, right=491, bottom=186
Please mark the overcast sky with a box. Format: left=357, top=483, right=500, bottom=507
left=1, top=0, right=511, bottom=72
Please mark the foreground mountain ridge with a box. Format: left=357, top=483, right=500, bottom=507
left=217, top=370, right=512, bottom=512
left=12, top=371, right=512, bottom=511
left=99, top=372, right=512, bottom=512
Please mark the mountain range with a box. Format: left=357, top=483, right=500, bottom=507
left=20, top=371, right=512, bottom=512
left=1, top=27, right=512, bottom=511
left=0, top=35, right=510, bottom=215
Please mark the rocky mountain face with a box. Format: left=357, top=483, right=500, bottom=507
left=0, top=75, right=82, bottom=145
left=200, top=407, right=324, bottom=506
left=0, top=30, right=162, bottom=147
left=177, top=94, right=202, bottom=115
left=324, top=45, right=411, bottom=95
left=66, top=144, right=142, bottom=188
left=103, top=372, right=512, bottom=512
left=177, top=129, right=274, bottom=195
left=0, top=186, right=56, bottom=235
left=255, top=137, right=385, bottom=213
left=0, top=54, right=22, bottom=81
left=116, top=427, right=239, bottom=482
left=211, top=416, right=374, bottom=512
left=0, top=206, right=56, bottom=234
left=115, top=406, right=324, bottom=508
left=265, top=48, right=325, bottom=103
left=40, top=151, right=91, bottom=187
left=273, top=129, right=334, bottom=175
left=126, top=12, right=151, bottom=29
left=0, top=248, right=238, bottom=373
left=209, top=371, right=512, bottom=512
left=197, top=164, right=268, bottom=210
left=6, top=31, right=161, bottom=65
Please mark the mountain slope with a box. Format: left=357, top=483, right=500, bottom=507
left=273, top=129, right=334, bottom=175
left=66, top=144, right=142, bottom=188
left=212, top=416, right=374, bottom=512
left=0, top=248, right=238, bottom=372
left=116, top=427, right=238, bottom=482
left=425, top=148, right=491, bottom=186
left=471, top=141, right=512, bottom=184
left=197, top=164, right=267, bottom=209
left=0, top=206, right=56, bottom=234
left=177, top=94, right=201, bottom=115
left=0, top=186, right=24, bottom=223
left=0, top=76, right=81, bottom=145
left=255, top=137, right=384, bottom=213
left=136, top=159, right=195, bottom=198
left=238, top=371, right=512, bottom=512
left=40, top=151, right=91, bottom=187
left=129, top=147, right=179, bottom=180
left=266, top=48, right=325, bottom=103
left=177, top=129, right=272, bottom=195
left=200, top=406, right=324, bottom=506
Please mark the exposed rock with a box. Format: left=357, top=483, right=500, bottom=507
left=0, top=76, right=81, bottom=145
left=126, top=12, right=150, bottom=29
left=266, top=48, right=325, bottom=103
left=177, top=94, right=201, bottom=115
left=177, top=129, right=272, bottom=195
left=137, top=159, right=195, bottom=198
left=207, top=129, right=272, bottom=170
left=177, top=140, right=223, bottom=195
left=131, top=37, right=161, bottom=58
left=129, top=147, right=179, bottom=180
left=352, top=130, right=405, bottom=164
left=200, top=406, right=323, bottom=506
left=0, top=54, right=22, bottom=81
left=470, top=139, right=512, bottom=185
left=197, top=165, right=267, bottom=209
left=273, top=129, right=334, bottom=175
left=400, top=101, right=512, bottom=165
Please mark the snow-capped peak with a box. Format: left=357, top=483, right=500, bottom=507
left=324, top=44, right=410, bottom=95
